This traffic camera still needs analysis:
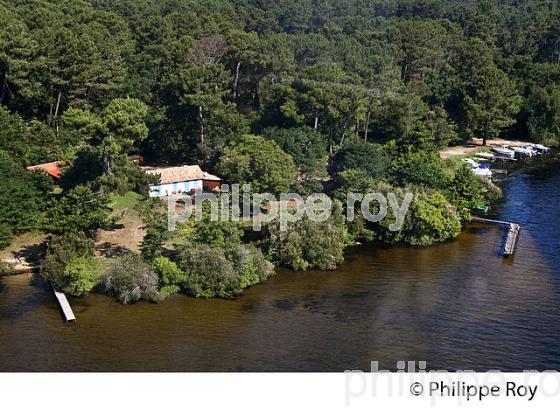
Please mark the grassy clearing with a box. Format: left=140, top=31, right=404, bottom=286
left=108, top=191, right=141, bottom=211
left=97, top=191, right=146, bottom=255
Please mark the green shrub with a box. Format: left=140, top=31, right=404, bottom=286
left=62, top=256, right=102, bottom=296
left=234, top=244, right=275, bottom=288
left=41, top=233, right=96, bottom=294
left=0, top=261, right=15, bottom=275
left=404, top=190, right=462, bottom=245
left=152, top=256, right=187, bottom=298
left=177, top=244, right=241, bottom=298
left=0, top=150, right=51, bottom=249
left=171, top=242, right=273, bottom=298
left=267, top=202, right=348, bottom=271
left=445, top=164, right=502, bottom=219
left=104, top=254, right=162, bottom=304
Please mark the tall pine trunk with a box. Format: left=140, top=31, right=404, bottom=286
left=482, top=124, right=488, bottom=146
left=233, top=61, right=241, bottom=99
left=54, top=91, right=62, bottom=120
left=339, top=117, right=350, bottom=146
left=364, top=100, right=373, bottom=141
left=99, top=148, right=111, bottom=196
left=53, top=91, right=62, bottom=136
left=198, top=105, right=205, bottom=145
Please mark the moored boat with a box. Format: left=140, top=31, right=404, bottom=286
left=533, top=143, right=551, bottom=154
left=492, top=146, right=515, bottom=159
left=476, top=152, right=496, bottom=161
left=461, top=158, right=493, bottom=179
left=512, top=146, right=535, bottom=158
left=472, top=204, right=490, bottom=215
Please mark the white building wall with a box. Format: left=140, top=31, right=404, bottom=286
left=149, top=179, right=203, bottom=197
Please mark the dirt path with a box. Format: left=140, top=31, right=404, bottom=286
left=96, top=210, right=146, bottom=256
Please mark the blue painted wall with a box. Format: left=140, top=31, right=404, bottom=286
left=149, top=179, right=203, bottom=197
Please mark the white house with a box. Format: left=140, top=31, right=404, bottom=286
left=144, top=165, right=221, bottom=198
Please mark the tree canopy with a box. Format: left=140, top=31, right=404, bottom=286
left=3, top=0, right=558, bottom=294
left=217, top=134, right=296, bottom=194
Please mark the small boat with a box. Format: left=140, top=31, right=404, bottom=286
left=524, top=145, right=540, bottom=156
left=533, top=144, right=551, bottom=154
left=461, top=158, right=492, bottom=178
left=512, top=146, right=535, bottom=158
left=492, top=146, right=515, bottom=159
left=473, top=167, right=493, bottom=178
left=462, top=158, right=480, bottom=167
left=476, top=152, right=496, bottom=161
left=472, top=204, right=490, bottom=215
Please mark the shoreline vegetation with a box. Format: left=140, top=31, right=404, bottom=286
left=2, top=1, right=560, bottom=304
left=1, top=153, right=556, bottom=304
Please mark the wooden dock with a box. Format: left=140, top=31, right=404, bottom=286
left=503, top=223, right=521, bottom=256
left=471, top=217, right=521, bottom=257
left=52, top=286, right=76, bottom=322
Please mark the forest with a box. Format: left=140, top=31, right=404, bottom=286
left=1, top=0, right=559, bottom=301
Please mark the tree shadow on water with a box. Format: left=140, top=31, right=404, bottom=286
left=0, top=274, right=52, bottom=321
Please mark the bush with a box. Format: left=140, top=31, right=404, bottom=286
left=329, top=168, right=379, bottom=242
left=152, top=256, right=187, bottom=298
left=404, top=190, right=462, bottom=245
left=390, top=150, right=449, bottom=189
left=445, top=164, right=502, bottom=218
left=266, top=202, right=348, bottom=271
left=62, top=256, right=102, bottom=296
left=173, top=243, right=274, bottom=298
left=0, top=261, right=15, bottom=275
left=172, top=202, right=244, bottom=258
left=371, top=185, right=462, bottom=245
left=332, top=179, right=462, bottom=246
left=104, top=254, right=162, bottom=304
left=0, top=225, right=13, bottom=250
left=234, top=244, right=275, bottom=288
left=388, top=124, right=451, bottom=189
left=177, top=244, right=241, bottom=298
left=41, top=233, right=96, bottom=294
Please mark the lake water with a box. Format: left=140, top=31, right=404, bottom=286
left=1, top=159, right=559, bottom=372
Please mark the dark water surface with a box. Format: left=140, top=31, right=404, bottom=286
left=1, top=160, right=560, bottom=372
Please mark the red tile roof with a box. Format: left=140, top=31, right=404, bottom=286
left=26, top=161, right=65, bottom=180
left=144, top=165, right=221, bottom=184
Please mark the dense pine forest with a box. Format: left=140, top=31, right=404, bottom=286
left=1, top=0, right=559, bottom=301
